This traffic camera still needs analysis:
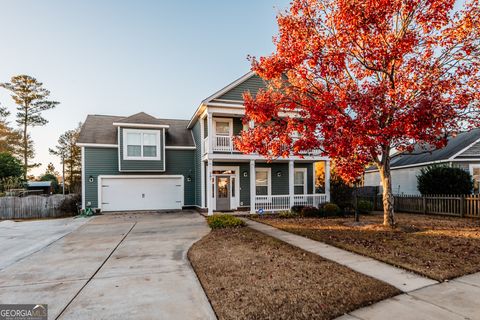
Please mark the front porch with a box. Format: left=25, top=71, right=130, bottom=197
left=203, top=159, right=331, bottom=215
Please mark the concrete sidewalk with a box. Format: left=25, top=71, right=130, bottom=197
left=245, top=219, right=480, bottom=319
left=339, top=273, right=480, bottom=320
left=245, top=219, right=437, bottom=292
left=0, top=211, right=216, bottom=320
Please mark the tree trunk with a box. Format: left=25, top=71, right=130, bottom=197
left=378, top=161, right=395, bottom=227
left=22, top=111, right=28, bottom=181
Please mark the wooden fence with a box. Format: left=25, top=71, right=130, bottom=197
left=358, top=194, right=480, bottom=218
left=0, top=194, right=78, bottom=220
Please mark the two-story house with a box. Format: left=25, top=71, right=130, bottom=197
left=77, top=72, right=331, bottom=215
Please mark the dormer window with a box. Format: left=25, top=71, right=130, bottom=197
left=123, top=129, right=161, bottom=160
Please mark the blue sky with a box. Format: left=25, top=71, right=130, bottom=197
left=0, top=0, right=466, bottom=176
left=0, top=0, right=289, bottom=175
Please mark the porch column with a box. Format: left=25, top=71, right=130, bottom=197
left=289, top=160, right=294, bottom=209
left=250, top=160, right=256, bottom=214
left=325, top=160, right=331, bottom=202
left=207, top=159, right=213, bottom=216
left=207, top=113, right=213, bottom=153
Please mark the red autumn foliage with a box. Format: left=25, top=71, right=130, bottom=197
left=236, top=0, right=480, bottom=226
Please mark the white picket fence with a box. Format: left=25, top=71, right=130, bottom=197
left=255, top=194, right=328, bottom=212
left=0, top=194, right=78, bottom=220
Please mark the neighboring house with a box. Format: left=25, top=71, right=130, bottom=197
left=77, top=72, right=331, bottom=214
left=364, top=129, right=480, bottom=195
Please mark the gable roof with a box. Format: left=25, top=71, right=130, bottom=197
left=188, top=71, right=268, bottom=128
left=114, top=112, right=170, bottom=126
left=366, top=129, right=480, bottom=171
left=77, top=114, right=195, bottom=147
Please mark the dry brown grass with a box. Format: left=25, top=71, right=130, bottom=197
left=252, top=213, right=480, bottom=281
left=188, top=227, right=399, bottom=320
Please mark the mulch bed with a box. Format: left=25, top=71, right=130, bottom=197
left=252, top=213, right=480, bottom=281
left=188, top=227, right=399, bottom=320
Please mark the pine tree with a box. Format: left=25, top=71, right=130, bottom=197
left=1, top=75, right=59, bottom=179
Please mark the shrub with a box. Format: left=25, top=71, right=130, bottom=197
left=278, top=211, right=298, bottom=219
left=59, top=194, right=82, bottom=214
left=320, top=202, right=341, bottom=216
left=291, top=205, right=305, bottom=214
left=417, top=166, right=473, bottom=195
left=357, top=200, right=373, bottom=214
left=207, top=214, right=246, bottom=229
left=301, top=206, right=321, bottom=217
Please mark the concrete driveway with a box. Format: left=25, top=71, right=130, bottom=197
left=0, top=211, right=216, bottom=320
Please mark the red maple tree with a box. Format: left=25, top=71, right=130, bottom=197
left=236, top=0, right=480, bottom=226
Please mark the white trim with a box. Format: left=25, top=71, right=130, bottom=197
left=207, top=160, right=213, bottom=215
left=165, top=146, right=196, bottom=150
left=450, top=137, right=480, bottom=160
left=250, top=160, right=255, bottom=214
left=205, top=153, right=329, bottom=161
left=211, top=165, right=240, bottom=210
left=97, top=175, right=184, bottom=211
left=255, top=167, right=272, bottom=198
left=117, top=127, right=121, bottom=171
left=213, top=99, right=244, bottom=104
left=451, top=158, right=480, bottom=162
left=81, top=147, right=85, bottom=210
left=294, top=167, right=308, bottom=194
left=113, top=122, right=170, bottom=129
left=206, top=102, right=245, bottom=108
left=365, top=160, right=450, bottom=172
left=122, top=128, right=161, bottom=161
left=162, top=128, right=166, bottom=170
left=203, top=71, right=254, bottom=105
left=187, top=71, right=254, bottom=129
left=76, top=143, right=118, bottom=148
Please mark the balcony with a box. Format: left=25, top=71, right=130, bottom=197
left=203, top=135, right=238, bottom=153
left=203, top=135, right=323, bottom=155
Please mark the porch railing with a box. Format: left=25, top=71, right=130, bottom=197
left=255, top=194, right=328, bottom=212
left=213, top=135, right=236, bottom=152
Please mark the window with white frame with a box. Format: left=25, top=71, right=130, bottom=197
left=470, top=164, right=480, bottom=194
left=123, top=129, right=161, bottom=160
left=255, top=168, right=271, bottom=196
left=214, top=118, right=232, bottom=136
left=294, top=168, right=307, bottom=194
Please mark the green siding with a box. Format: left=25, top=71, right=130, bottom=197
left=119, top=127, right=165, bottom=171
left=84, top=148, right=120, bottom=208
left=210, top=162, right=314, bottom=207
left=295, top=163, right=314, bottom=193
left=217, top=75, right=267, bottom=101
left=192, top=121, right=203, bottom=206
left=84, top=147, right=195, bottom=209
left=233, top=117, right=243, bottom=136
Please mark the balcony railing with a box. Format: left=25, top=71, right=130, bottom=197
left=203, top=135, right=322, bottom=155
left=255, top=194, right=328, bottom=212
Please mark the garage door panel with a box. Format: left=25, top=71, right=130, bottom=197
left=101, top=177, right=183, bottom=211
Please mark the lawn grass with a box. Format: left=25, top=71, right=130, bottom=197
left=252, top=213, right=480, bottom=281
left=188, top=227, right=399, bottom=320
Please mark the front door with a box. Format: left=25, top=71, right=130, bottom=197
left=216, top=176, right=230, bottom=211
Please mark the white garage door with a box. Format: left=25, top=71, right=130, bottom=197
left=100, top=176, right=184, bottom=211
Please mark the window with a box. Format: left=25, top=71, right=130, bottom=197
left=255, top=168, right=271, bottom=196
left=214, top=118, right=232, bottom=136
left=471, top=165, right=480, bottom=194
left=294, top=168, right=307, bottom=194
left=314, top=161, right=326, bottom=193
left=123, top=129, right=161, bottom=160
